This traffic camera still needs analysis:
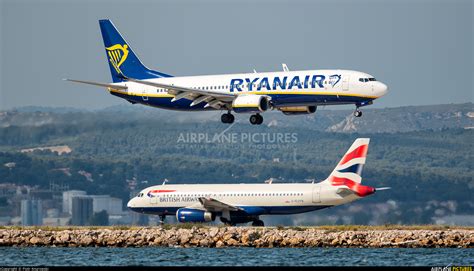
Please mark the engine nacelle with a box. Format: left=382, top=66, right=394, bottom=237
left=176, top=208, right=215, bottom=223
left=278, top=106, right=316, bottom=115
left=232, top=95, right=269, bottom=113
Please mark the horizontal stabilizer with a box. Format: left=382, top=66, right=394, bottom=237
left=64, top=79, right=128, bottom=90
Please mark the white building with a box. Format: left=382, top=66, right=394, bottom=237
left=89, top=195, right=123, bottom=215
left=62, top=190, right=86, bottom=214
left=21, top=199, right=43, bottom=226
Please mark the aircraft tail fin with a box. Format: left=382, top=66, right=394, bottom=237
left=98, top=19, right=172, bottom=83
left=322, top=138, right=375, bottom=197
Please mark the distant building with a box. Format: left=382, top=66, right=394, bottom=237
left=21, top=199, right=43, bottom=226
left=130, top=211, right=149, bottom=226
left=107, top=197, right=123, bottom=215
left=71, top=197, right=93, bottom=226
left=43, top=217, right=70, bottom=226
left=62, top=190, right=86, bottom=214
left=89, top=195, right=123, bottom=215
left=0, top=183, right=17, bottom=197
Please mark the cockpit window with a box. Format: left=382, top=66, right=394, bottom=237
left=359, top=78, right=376, bottom=83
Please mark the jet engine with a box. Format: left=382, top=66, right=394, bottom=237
left=278, top=106, right=316, bottom=115
left=232, top=95, right=269, bottom=113
left=176, top=208, right=215, bottom=223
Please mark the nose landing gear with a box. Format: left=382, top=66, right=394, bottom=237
left=353, top=109, right=363, bottom=117
left=249, top=114, right=263, bottom=125
left=159, top=214, right=166, bottom=225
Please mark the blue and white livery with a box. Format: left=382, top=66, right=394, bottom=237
left=127, top=138, right=389, bottom=226
left=67, top=19, right=388, bottom=125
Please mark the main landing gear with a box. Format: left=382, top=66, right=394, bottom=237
left=249, top=114, right=263, bottom=125
left=221, top=112, right=235, bottom=124
left=353, top=108, right=363, bottom=117
left=251, top=219, right=264, bottom=227
left=221, top=112, right=264, bottom=125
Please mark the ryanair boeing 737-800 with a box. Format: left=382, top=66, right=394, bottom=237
left=67, top=19, right=388, bottom=125
left=127, top=138, right=389, bottom=226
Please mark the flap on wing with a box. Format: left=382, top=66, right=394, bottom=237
left=198, top=197, right=241, bottom=212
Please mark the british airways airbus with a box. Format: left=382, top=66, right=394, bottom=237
left=127, top=138, right=389, bottom=226
left=67, top=20, right=388, bottom=125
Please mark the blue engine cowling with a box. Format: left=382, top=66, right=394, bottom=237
left=176, top=208, right=216, bottom=223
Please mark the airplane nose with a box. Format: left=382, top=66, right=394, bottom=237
left=375, top=82, right=388, bottom=97
left=127, top=197, right=135, bottom=208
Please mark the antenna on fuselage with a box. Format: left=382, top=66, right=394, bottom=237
left=253, top=69, right=257, bottom=73
left=162, top=179, right=169, bottom=185
left=265, top=178, right=275, bottom=184
left=282, top=63, right=290, bottom=72
left=305, top=178, right=316, bottom=184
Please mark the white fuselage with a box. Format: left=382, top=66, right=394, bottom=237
left=109, top=69, right=388, bottom=110
left=127, top=182, right=360, bottom=216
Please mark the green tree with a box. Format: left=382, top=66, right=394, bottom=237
left=89, top=210, right=109, bottom=226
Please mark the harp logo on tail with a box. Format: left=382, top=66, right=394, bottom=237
left=106, top=44, right=129, bottom=74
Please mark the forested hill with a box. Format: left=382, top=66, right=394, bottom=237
left=0, top=103, right=472, bottom=225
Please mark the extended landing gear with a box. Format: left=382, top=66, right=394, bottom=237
left=249, top=114, right=263, bottom=125
left=159, top=215, right=166, bottom=225
left=353, top=109, right=363, bottom=117
left=251, top=220, right=264, bottom=227
left=221, top=112, right=235, bottom=124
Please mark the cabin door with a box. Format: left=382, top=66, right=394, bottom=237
left=342, top=75, right=350, bottom=91
left=312, top=186, right=321, bottom=203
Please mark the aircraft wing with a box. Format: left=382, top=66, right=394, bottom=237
left=64, top=79, right=128, bottom=90
left=197, top=197, right=242, bottom=212
left=122, top=76, right=236, bottom=109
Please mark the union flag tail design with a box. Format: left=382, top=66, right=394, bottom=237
left=323, top=138, right=375, bottom=197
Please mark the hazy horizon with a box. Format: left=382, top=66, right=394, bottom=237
left=1, top=0, right=472, bottom=110
left=3, top=101, right=473, bottom=113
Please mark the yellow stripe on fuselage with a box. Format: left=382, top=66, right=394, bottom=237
left=233, top=104, right=260, bottom=108
left=108, top=88, right=378, bottom=100
left=109, top=88, right=174, bottom=98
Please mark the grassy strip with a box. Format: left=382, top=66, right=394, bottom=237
left=0, top=224, right=472, bottom=231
